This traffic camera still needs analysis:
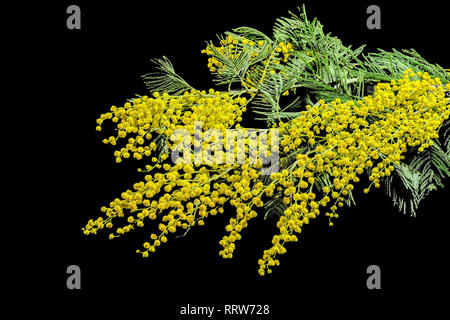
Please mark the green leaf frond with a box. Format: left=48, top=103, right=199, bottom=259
left=384, top=163, right=437, bottom=217
left=231, top=26, right=272, bottom=43
left=363, top=49, right=450, bottom=82
left=141, top=56, right=194, bottom=95
left=384, top=129, right=450, bottom=217
left=264, top=195, right=287, bottom=220
left=252, top=70, right=300, bottom=124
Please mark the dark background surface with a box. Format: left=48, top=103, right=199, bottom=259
left=23, top=0, right=450, bottom=317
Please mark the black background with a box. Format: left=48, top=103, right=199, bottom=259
left=24, top=0, right=450, bottom=317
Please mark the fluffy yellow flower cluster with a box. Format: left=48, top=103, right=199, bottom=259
left=83, top=149, right=267, bottom=257
left=85, top=86, right=268, bottom=257
left=275, top=41, right=294, bottom=63
left=95, top=89, right=248, bottom=163
left=83, top=69, right=449, bottom=276
left=201, top=34, right=294, bottom=90
left=256, top=70, right=450, bottom=275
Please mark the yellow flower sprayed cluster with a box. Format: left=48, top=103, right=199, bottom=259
left=95, top=89, right=248, bottom=163
left=256, top=70, right=450, bottom=275
left=84, top=69, right=449, bottom=275
left=83, top=142, right=269, bottom=258
left=85, top=85, right=269, bottom=258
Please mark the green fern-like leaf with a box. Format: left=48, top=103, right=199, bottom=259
left=384, top=121, right=450, bottom=217
left=142, top=56, right=194, bottom=95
